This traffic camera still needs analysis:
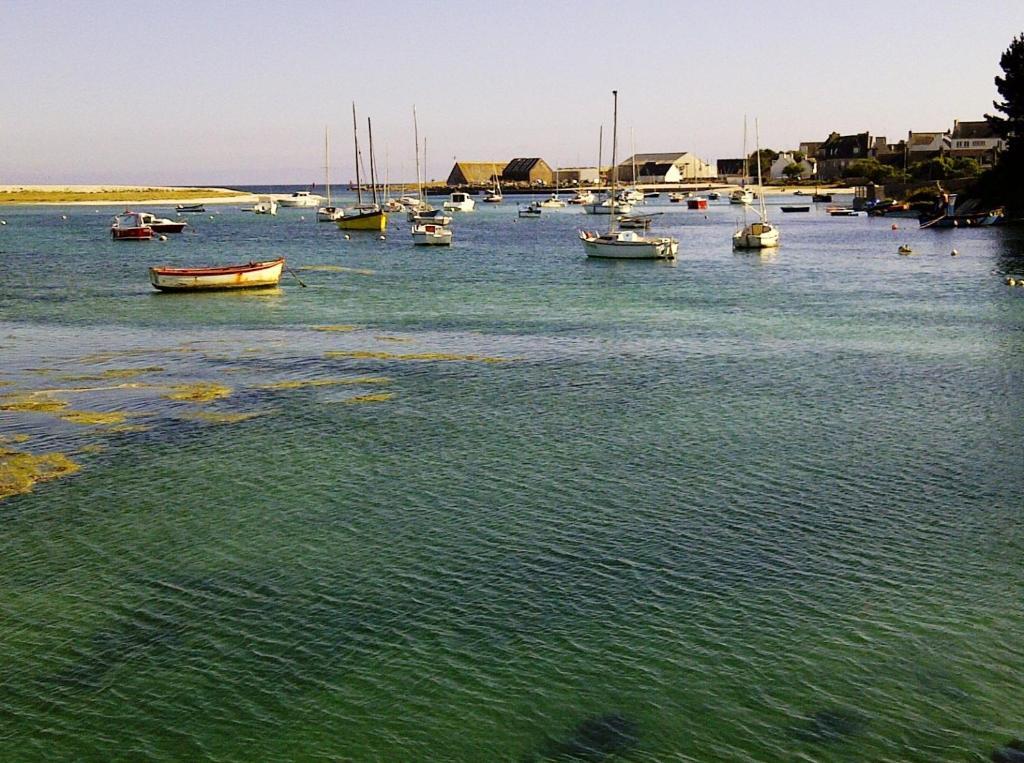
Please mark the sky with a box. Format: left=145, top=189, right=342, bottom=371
left=2, top=0, right=1023, bottom=185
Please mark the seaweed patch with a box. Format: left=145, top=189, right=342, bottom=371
left=0, top=446, right=80, bottom=501
left=180, top=411, right=265, bottom=424
left=535, top=713, right=640, bottom=761
left=59, top=367, right=164, bottom=381
left=59, top=410, right=130, bottom=426
left=164, top=383, right=232, bottom=403
left=341, top=393, right=395, bottom=405
left=0, top=393, right=69, bottom=413
left=312, top=325, right=361, bottom=332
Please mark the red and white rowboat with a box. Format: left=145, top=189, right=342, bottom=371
left=111, top=211, right=153, bottom=240
left=148, top=258, right=285, bottom=292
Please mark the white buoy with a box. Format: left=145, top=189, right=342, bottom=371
left=344, top=234, right=351, bottom=240
left=159, top=234, right=168, bottom=241
left=950, top=249, right=958, bottom=256
left=379, top=234, right=386, bottom=240
left=1009, top=277, right=1018, bottom=286
left=300, top=216, right=305, bottom=221
left=209, top=215, right=214, bottom=220
left=61, top=215, right=68, bottom=220
left=0, top=220, right=6, bottom=225
left=891, top=223, right=898, bottom=230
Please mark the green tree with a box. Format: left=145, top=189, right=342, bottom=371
left=747, top=149, right=778, bottom=180
left=910, top=157, right=955, bottom=181
left=782, top=163, right=804, bottom=182
left=845, top=158, right=897, bottom=183
left=981, top=32, right=1024, bottom=212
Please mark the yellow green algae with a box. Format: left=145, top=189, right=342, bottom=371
left=342, top=393, right=395, bottom=405
left=59, top=410, right=130, bottom=426
left=312, top=325, right=361, bottom=332
left=0, top=445, right=80, bottom=501
left=60, top=367, right=163, bottom=381
left=324, top=350, right=512, bottom=363
left=164, top=383, right=233, bottom=403
left=0, top=393, right=69, bottom=413
left=0, top=434, right=31, bottom=445
left=259, top=377, right=391, bottom=390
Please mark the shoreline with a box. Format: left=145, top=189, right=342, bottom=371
left=0, top=185, right=257, bottom=206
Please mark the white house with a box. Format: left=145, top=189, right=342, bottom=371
left=769, top=152, right=816, bottom=181
left=616, top=152, right=716, bottom=183
left=907, top=130, right=950, bottom=161
left=949, top=120, right=1005, bottom=165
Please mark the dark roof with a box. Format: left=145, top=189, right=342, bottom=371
left=952, top=121, right=997, bottom=140
left=502, top=158, right=550, bottom=180
left=717, top=158, right=745, bottom=174
left=818, top=132, right=870, bottom=160
left=638, top=162, right=674, bottom=176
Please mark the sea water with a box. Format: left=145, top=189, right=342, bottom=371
left=1, top=194, right=1022, bottom=761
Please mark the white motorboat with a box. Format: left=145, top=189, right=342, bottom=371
left=253, top=197, right=277, bottom=215
left=411, top=222, right=453, bottom=246
left=411, top=209, right=453, bottom=225
left=569, top=189, right=596, bottom=205
left=443, top=192, right=476, bottom=212
left=540, top=193, right=566, bottom=208
left=518, top=202, right=542, bottom=218
left=579, top=91, right=677, bottom=260
left=583, top=196, right=633, bottom=215
left=729, top=188, right=754, bottom=205
left=278, top=190, right=322, bottom=208
left=732, top=118, right=780, bottom=250
left=620, top=187, right=644, bottom=204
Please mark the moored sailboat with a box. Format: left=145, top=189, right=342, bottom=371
left=317, top=127, right=342, bottom=222
left=337, top=105, right=387, bottom=231
left=732, top=119, right=779, bottom=250
left=579, top=91, right=678, bottom=260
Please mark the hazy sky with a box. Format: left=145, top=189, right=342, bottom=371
left=2, top=0, right=1022, bottom=185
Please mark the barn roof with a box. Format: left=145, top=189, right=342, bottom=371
left=447, top=162, right=507, bottom=185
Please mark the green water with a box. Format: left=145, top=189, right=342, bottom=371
left=1, top=198, right=1023, bottom=761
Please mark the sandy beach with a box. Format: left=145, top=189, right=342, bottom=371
left=0, top=185, right=258, bottom=206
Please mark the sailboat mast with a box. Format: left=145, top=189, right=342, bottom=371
left=755, top=118, right=767, bottom=221
left=352, top=103, right=363, bottom=206
left=598, top=125, right=603, bottom=191
left=413, top=106, right=423, bottom=204
left=367, top=116, right=379, bottom=207
left=610, top=90, right=618, bottom=232
left=324, top=127, right=332, bottom=207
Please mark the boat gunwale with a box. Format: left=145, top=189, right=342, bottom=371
left=148, top=258, right=285, bottom=277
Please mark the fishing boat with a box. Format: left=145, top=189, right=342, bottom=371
left=411, top=222, right=453, bottom=246
left=175, top=203, right=205, bottom=213
left=518, top=202, right=542, bottom=218
left=669, top=192, right=685, bottom=203
left=729, top=188, right=754, bottom=205
left=732, top=119, right=780, bottom=250
left=337, top=105, right=387, bottom=231
left=317, top=128, right=342, bottom=222
left=686, top=196, right=708, bottom=210
left=148, top=258, right=285, bottom=291
left=707, top=191, right=720, bottom=200
left=828, top=207, right=859, bottom=217
left=579, top=91, right=678, bottom=260
left=812, top=190, right=833, bottom=203
left=443, top=191, right=476, bottom=212
left=780, top=205, right=810, bottom=213
left=110, top=211, right=154, bottom=240
left=583, top=196, right=633, bottom=215
left=278, top=190, right=322, bottom=208
left=919, top=194, right=1005, bottom=229
left=137, top=213, right=187, bottom=233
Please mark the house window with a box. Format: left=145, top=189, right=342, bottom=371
left=853, top=147, right=860, bottom=155
left=973, top=140, right=985, bottom=147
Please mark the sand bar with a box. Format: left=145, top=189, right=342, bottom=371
left=0, top=185, right=258, bottom=206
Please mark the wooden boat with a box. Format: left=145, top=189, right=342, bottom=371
left=175, top=203, right=206, bottom=213
left=780, top=205, right=810, bottom=213
left=411, top=223, right=453, bottom=246
left=138, top=212, right=187, bottom=233
left=111, top=211, right=153, bottom=240
left=618, top=212, right=661, bottom=230
left=148, top=258, right=285, bottom=291
left=337, top=105, right=388, bottom=231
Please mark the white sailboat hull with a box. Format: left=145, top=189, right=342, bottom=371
left=411, top=224, right=453, bottom=245
left=579, top=230, right=677, bottom=259
left=583, top=201, right=633, bottom=215
left=732, top=223, right=779, bottom=249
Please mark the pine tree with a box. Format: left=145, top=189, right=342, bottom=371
left=983, top=33, right=1024, bottom=212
